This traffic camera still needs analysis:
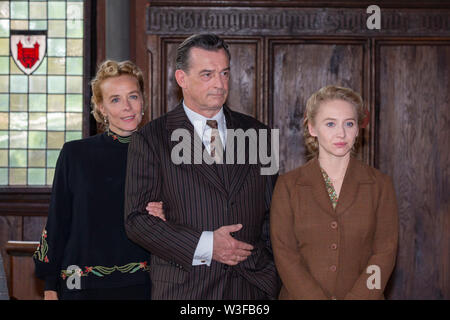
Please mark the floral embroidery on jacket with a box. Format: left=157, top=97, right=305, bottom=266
left=321, top=168, right=339, bottom=210
left=33, top=229, right=49, bottom=263
left=60, top=261, right=149, bottom=279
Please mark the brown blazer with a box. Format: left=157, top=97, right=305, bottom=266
left=270, top=157, right=398, bottom=300
left=124, top=103, right=280, bottom=299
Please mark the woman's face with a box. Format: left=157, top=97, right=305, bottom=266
left=308, top=99, right=359, bottom=159
left=98, top=75, right=143, bottom=136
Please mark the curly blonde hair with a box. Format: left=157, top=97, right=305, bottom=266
left=90, top=60, right=147, bottom=130
left=303, top=85, right=367, bottom=157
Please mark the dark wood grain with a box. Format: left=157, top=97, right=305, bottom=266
left=271, top=41, right=366, bottom=174
left=162, top=38, right=260, bottom=117
left=378, top=43, right=450, bottom=299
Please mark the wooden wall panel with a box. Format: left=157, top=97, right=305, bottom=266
left=271, top=41, right=367, bottom=174
left=377, top=43, right=450, bottom=299
left=23, top=217, right=46, bottom=242
left=161, top=38, right=260, bottom=117
left=0, top=216, right=22, bottom=288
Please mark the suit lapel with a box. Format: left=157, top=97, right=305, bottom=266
left=335, top=157, right=374, bottom=215
left=222, top=106, right=252, bottom=199
left=296, top=157, right=375, bottom=217
left=297, top=158, right=336, bottom=216
left=166, top=103, right=228, bottom=196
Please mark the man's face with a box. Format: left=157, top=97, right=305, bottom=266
left=176, top=47, right=230, bottom=116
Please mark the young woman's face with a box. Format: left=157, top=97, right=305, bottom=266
left=308, top=99, right=359, bottom=159
left=99, top=75, right=143, bottom=136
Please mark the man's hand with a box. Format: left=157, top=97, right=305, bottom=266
left=212, top=224, right=253, bottom=266
left=146, top=201, right=166, bottom=221
left=44, top=290, right=58, bottom=300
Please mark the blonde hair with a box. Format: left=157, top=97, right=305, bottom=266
left=90, top=60, right=147, bottom=130
left=303, top=85, right=367, bottom=157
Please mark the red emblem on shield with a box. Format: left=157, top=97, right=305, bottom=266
left=10, top=31, right=47, bottom=75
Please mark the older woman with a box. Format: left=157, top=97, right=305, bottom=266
left=33, top=60, right=163, bottom=300
left=270, top=85, right=398, bottom=300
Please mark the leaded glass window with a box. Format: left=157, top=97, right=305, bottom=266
left=0, top=0, right=85, bottom=186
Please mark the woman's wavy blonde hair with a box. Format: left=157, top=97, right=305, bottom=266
left=90, top=60, right=147, bottom=130
left=303, top=85, right=367, bottom=157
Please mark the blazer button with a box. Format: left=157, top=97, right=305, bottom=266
left=331, top=243, right=338, bottom=250
left=330, top=265, right=337, bottom=272
left=330, top=221, right=338, bottom=229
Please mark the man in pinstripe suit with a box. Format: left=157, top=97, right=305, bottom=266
left=124, top=34, right=280, bottom=299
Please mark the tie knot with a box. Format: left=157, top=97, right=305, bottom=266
left=206, top=120, right=218, bottom=129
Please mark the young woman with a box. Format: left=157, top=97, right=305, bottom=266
left=34, top=60, right=163, bottom=300
left=270, top=85, right=398, bottom=300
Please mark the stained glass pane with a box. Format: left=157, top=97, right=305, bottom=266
left=10, top=168, right=26, bottom=185
left=47, top=131, right=64, bottom=148
left=48, top=20, right=65, bottom=37
left=0, top=113, right=8, bottom=129
left=28, top=168, right=45, bottom=184
left=48, top=76, right=65, bottom=93
left=1, top=0, right=85, bottom=186
left=0, top=131, right=7, bottom=148
left=46, top=149, right=60, bottom=167
left=29, top=75, right=47, bottom=93
left=48, top=94, right=65, bottom=111
left=0, top=168, right=7, bottom=184
left=67, top=19, right=82, bottom=38
left=10, top=149, right=27, bottom=167
left=28, top=150, right=46, bottom=167
left=0, top=20, right=9, bottom=37
left=29, top=94, right=46, bottom=111
left=67, top=2, right=83, bottom=19
left=10, top=75, right=28, bottom=93
left=10, top=2, right=28, bottom=19
left=66, top=57, right=82, bottom=75
left=0, top=39, right=9, bottom=55
left=10, top=112, right=28, bottom=130
left=0, top=150, right=7, bottom=166
left=0, top=56, right=8, bottom=74
left=47, top=112, right=65, bottom=130
left=65, top=131, right=81, bottom=142
left=29, top=2, right=47, bottom=20
left=46, top=168, right=54, bottom=184
left=48, top=57, right=65, bottom=74
left=0, top=3, right=9, bottom=19
left=48, top=38, right=66, bottom=57
left=29, top=131, right=46, bottom=149
left=67, top=39, right=82, bottom=56
left=0, top=94, right=8, bottom=111
left=48, top=2, right=66, bottom=19
left=29, top=112, right=47, bottom=130
left=10, top=131, right=27, bottom=148
left=66, top=94, right=82, bottom=112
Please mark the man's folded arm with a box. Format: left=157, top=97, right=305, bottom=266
left=124, top=130, right=202, bottom=271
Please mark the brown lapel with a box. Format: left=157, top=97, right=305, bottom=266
left=166, top=103, right=228, bottom=196
left=296, top=157, right=374, bottom=217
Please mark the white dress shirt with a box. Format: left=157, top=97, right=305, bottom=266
left=183, top=101, right=227, bottom=266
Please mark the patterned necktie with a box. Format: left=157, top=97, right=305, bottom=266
left=206, top=120, right=223, bottom=163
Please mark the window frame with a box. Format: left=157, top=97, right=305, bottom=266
left=0, top=0, right=96, bottom=216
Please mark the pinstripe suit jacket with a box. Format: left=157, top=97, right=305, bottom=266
left=124, top=103, right=280, bottom=299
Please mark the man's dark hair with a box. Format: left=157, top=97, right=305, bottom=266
left=176, top=34, right=231, bottom=72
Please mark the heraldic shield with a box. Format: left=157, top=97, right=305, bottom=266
left=10, top=30, right=47, bottom=75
